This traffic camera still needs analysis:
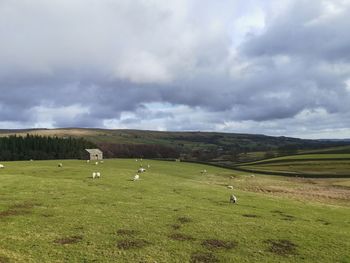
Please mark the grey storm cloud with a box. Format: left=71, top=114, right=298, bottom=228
left=0, top=0, right=349, bottom=138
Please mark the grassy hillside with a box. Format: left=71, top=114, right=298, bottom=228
left=0, top=159, right=349, bottom=262
left=1, top=128, right=349, bottom=163
left=236, top=154, right=350, bottom=178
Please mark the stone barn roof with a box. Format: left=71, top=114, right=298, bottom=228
left=85, top=149, right=103, bottom=155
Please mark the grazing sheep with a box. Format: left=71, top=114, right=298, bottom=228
left=96, top=172, right=101, bottom=178
left=87, top=160, right=90, bottom=163
left=230, top=176, right=234, bottom=179
left=250, top=174, right=255, bottom=177
left=133, top=174, right=140, bottom=181
left=95, top=161, right=99, bottom=165
left=230, top=194, right=237, bottom=204
left=227, top=185, right=233, bottom=189
left=138, top=168, right=146, bottom=173
left=0, top=164, right=4, bottom=169
left=58, top=163, right=63, bottom=167
left=30, top=159, right=33, bottom=162
left=100, top=160, right=104, bottom=164
left=200, top=169, right=207, bottom=174
left=147, top=164, right=151, bottom=168
left=92, top=172, right=97, bottom=179
left=136, top=159, right=138, bottom=162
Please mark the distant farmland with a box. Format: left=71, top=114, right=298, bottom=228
left=236, top=154, right=350, bottom=178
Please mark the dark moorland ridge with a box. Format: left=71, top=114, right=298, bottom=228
left=1, top=128, right=350, bottom=165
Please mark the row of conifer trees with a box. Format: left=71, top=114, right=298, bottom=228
left=0, top=134, right=95, bottom=161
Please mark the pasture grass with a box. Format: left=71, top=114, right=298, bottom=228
left=0, top=159, right=349, bottom=262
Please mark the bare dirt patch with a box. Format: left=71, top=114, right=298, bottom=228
left=0, top=202, right=38, bottom=218
left=201, top=239, right=237, bottom=250
left=316, top=219, right=331, bottom=225
left=116, top=239, right=150, bottom=250
left=10, top=202, right=40, bottom=210
left=171, top=224, right=181, bottom=230
left=0, top=256, right=10, bottom=263
left=245, top=181, right=350, bottom=205
left=168, top=233, right=195, bottom=241
left=41, top=213, right=54, bottom=218
left=116, top=229, right=139, bottom=236
left=0, top=209, right=30, bottom=218
left=190, top=251, right=219, bottom=263
left=54, top=235, right=83, bottom=245
left=271, top=210, right=296, bottom=221
left=178, top=216, right=192, bottom=224
left=242, top=214, right=259, bottom=218
left=265, top=239, right=298, bottom=256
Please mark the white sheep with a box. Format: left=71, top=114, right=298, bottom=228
left=92, top=172, right=97, bottom=179
left=133, top=174, right=140, bottom=181
left=100, top=160, right=104, bottom=164
left=200, top=169, right=207, bottom=174
left=58, top=163, right=63, bottom=167
left=147, top=164, right=151, bottom=168
left=87, top=160, right=90, bottom=163
left=95, top=161, right=99, bottom=165
left=230, top=194, right=237, bottom=204
left=250, top=174, right=255, bottom=177
left=0, top=164, right=4, bottom=169
left=138, top=168, right=146, bottom=173
left=227, top=185, right=233, bottom=189
left=96, top=172, right=101, bottom=178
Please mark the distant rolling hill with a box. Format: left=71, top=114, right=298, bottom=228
left=1, top=128, right=350, bottom=165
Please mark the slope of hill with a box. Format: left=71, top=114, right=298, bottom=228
left=0, top=159, right=349, bottom=262
left=1, top=128, right=349, bottom=163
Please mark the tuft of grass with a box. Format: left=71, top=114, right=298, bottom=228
left=116, top=229, right=139, bottom=236
left=54, top=235, right=83, bottom=245
left=177, top=216, right=193, bottom=224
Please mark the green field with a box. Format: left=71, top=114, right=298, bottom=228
left=0, top=159, right=349, bottom=262
left=237, top=154, right=350, bottom=178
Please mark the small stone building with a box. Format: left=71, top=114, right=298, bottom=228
left=85, top=149, right=103, bottom=160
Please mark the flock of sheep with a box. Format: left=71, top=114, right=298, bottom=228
left=133, top=159, right=151, bottom=181
left=0, top=159, right=238, bottom=204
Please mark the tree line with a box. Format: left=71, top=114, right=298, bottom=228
left=98, top=142, right=179, bottom=159
left=0, top=134, right=95, bottom=161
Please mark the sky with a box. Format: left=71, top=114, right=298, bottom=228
left=0, top=0, right=350, bottom=139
